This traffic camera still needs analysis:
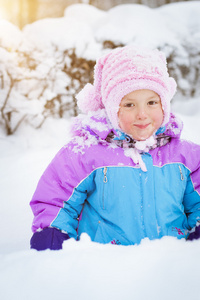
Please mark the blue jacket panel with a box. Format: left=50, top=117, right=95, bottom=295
left=51, top=152, right=199, bottom=245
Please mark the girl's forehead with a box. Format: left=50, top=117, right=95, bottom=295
left=121, top=89, right=160, bottom=101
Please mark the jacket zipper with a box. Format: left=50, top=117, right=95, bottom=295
left=102, top=167, right=107, bottom=209
left=178, top=165, right=184, bottom=180
left=103, top=166, right=108, bottom=183
left=139, top=172, right=146, bottom=238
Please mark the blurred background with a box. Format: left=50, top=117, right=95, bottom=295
left=0, top=0, right=197, bottom=29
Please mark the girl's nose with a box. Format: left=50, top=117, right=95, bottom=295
left=136, top=107, right=147, bottom=120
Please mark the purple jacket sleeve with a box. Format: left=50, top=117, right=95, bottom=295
left=30, top=146, right=89, bottom=238
left=30, top=227, right=70, bottom=250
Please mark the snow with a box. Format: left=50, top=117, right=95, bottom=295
left=157, top=1, right=200, bottom=33
left=23, top=17, right=94, bottom=55
left=64, top=3, right=106, bottom=28
left=95, top=4, right=179, bottom=48
left=1, top=235, right=200, bottom=300
left=0, top=19, right=23, bottom=50
left=1, top=2, right=200, bottom=300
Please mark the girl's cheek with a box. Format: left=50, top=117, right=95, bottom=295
left=154, top=111, right=164, bottom=127
left=118, top=111, right=130, bottom=130
left=118, top=111, right=123, bottom=128
left=118, top=109, right=125, bottom=121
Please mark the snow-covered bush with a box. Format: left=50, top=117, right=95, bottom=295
left=1, top=2, right=200, bottom=135
left=0, top=20, right=26, bottom=135
left=0, top=17, right=96, bottom=135
left=157, top=2, right=200, bottom=100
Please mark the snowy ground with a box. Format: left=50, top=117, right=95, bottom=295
left=1, top=99, right=200, bottom=300
left=1, top=2, right=200, bottom=299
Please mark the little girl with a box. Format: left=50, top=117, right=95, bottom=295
left=30, top=45, right=200, bottom=250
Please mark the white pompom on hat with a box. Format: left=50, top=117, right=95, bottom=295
left=76, top=45, right=177, bottom=129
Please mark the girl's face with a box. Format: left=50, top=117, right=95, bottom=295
left=118, top=89, right=164, bottom=141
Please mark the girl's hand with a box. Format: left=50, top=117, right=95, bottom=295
left=30, top=227, right=70, bottom=251
left=187, top=222, right=200, bottom=241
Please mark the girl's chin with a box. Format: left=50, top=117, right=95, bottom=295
left=131, top=134, right=151, bottom=141
left=130, top=130, right=155, bottom=141
left=137, top=137, right=148, bottom=141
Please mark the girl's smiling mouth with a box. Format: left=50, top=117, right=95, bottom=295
left=134, top=123, right=150, bottom=129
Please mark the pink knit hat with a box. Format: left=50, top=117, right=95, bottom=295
left=76, top=45, right=177, bottom=129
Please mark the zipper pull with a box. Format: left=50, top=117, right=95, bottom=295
left=179, top=165, right=184, bottom=181
left=103, top=167, right=107, bottom=183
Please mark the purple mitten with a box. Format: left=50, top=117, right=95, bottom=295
left=30, top=227, right=70, bottom=250
left=187, top=223, right=200, bottom=241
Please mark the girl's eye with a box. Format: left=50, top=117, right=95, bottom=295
left=148, top=100, right=159, bottom=105
left=124, top=103, right=134, bottom=108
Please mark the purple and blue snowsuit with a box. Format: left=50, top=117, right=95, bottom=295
left=30, top=110, right=200, bottom=250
